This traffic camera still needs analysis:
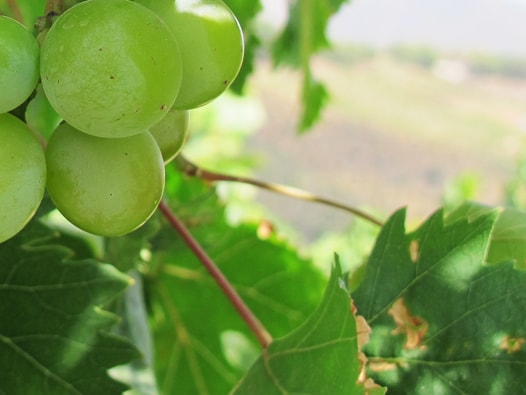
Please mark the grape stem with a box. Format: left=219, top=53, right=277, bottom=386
left=176, top=155, right=385, bottom=227
left=44, top=0, right=62, bottom=15
left=158, top=200, right=273, bottom=350
left=6, top=0, right=24, bottom=24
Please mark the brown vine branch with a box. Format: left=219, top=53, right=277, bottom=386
left=44, top=0, right=61, bottom=15
left=158, top=200, right=273, bottom=350
left=6, top=0, right=24, bottom=24
left=176, top=155, right=385, bottom=227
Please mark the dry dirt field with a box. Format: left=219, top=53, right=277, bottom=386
left=245, top=57, right=525, bottom=241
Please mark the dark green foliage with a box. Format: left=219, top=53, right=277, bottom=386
left=0, top=222, right=139, bottom=395
left=146, top=167, right=328, bottom=394
left=232, top=260, right=377, bottom=394
left=223, top=0, right=262, bottom=94
left=1, top=1, right=526, bottom=394
left=353, top=208, right=526, bottom=394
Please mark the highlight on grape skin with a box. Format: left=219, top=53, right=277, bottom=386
left=0, top=113, right=46, bottom=243
left=45, top=123, right=165, bottom=237
left=40, top=0, right=183, bottom=138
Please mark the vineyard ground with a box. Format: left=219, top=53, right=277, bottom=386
left=246, top=56, right=526, bottom=241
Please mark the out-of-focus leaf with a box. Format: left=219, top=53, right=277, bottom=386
left=104, top=218, right=161, bottom=273
left=353, top=208, right=526, bottom=394
left=222, top=0, right=262, bottom=94
left=272, top=0, right=349, bottom=67
left=300, top=75, right=329, bottom=132
left=147, top=167, right=327, bottom=394
left=0, top=222, right=139, bottom=395
left=271, top=0, right=349, bottom=132
left=112, top=271, right=160, bottom=395
left=0, top=0, right=46, bottom=28
left=229, top=33, right=260, bottom=95
left=231, top=259, right=379, bottom=394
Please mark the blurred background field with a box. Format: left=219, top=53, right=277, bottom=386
left=246, top=53, right=526, bottom=233
left=184, top=0, right=526, bottom=267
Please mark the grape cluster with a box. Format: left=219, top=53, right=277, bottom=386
left=0, top=0, right=244, bottom=242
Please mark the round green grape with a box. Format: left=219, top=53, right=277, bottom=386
left=0, top=113, right=46, bottom=243
left=45, top=123, right=165, bottom=237
left=40, top=0, right=182, bottom=138
left=136, top=0, right=244, bottom=109
left=150, top=108, right=189, bottom=164
left=0, top=16, right=40, bottom=113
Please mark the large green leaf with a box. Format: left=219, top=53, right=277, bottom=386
left=353, top=208, right=526, bottom=394
left=147, top=168, right=327, bottom=394
left=231, top=260, right=376, bottom=394
left=0, top=222, right=139, bottom=395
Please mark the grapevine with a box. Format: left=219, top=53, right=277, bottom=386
left=1, top=0, right=248, bottom=240
left=2, top=1, right=523, bottom=394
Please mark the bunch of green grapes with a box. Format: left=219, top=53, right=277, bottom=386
left=0, top=0, right=244, bottom=241
left=0, top=16, right=44, bottom=243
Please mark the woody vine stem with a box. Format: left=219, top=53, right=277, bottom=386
left=158, top=200, right=273, bottom=349
left=158, top=156, right=384, bottom=349
left=176, top=155, right=385, bottom=227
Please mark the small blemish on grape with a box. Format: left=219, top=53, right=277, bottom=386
left=109, top=75, right=115, bottom=80
left=160, top=104, right=166, bottom=110
left=223, top=80, right=228, bottom=85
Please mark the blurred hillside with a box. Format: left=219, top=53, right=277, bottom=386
left=244, top=50, right=526, bottom=241
left=260, top=0, right=526, bottom=56
left=329, top=0, right=526, bottom=56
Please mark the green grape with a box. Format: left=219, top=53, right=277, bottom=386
left=136, top=0, right=244, bottom=109
left=0, top=113, right=46, bottom=243
left=150, top=108, right=189, bottom=164
left=0, top=16, right=40, bottom=113
left=40, top=0, right=182, bottom=138
left=45, top=123, right=165, bottom=237
left=25, top=83, right=62, bottom=141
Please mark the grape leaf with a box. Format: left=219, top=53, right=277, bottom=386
left=111, top=270, right=160, bottom=395
left=223, top=0, right=262, bottom=94
left=271, top=0, right=349, bottom=131
left=301, top=75, right=329, bottom=131
left=353, top=208, right=526, bottom=394
left=147, top=169, right=327, bottom=394
left=230, top=259, right=374, bottom=394
left=0, top=222, right=139, bottom=395
left=445, top=201, right=526, bottom=269
left=486, top=208, right=526, bottom=270
left=272, top=0, right=349, bottom=67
